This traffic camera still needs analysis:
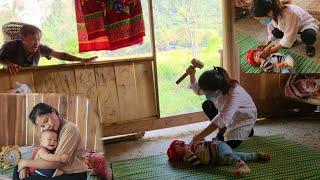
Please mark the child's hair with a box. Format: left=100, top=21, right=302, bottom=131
left=167, top=140, right=183, bottom=161
left=198, top=67, right=238, bottom=95
left=251, top=0, right=291, bottom=22
left=40, top=130, right=58, bottom=139
left=20, top=24, right=42, bottom=37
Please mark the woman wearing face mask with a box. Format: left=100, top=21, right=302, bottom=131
left=252, top=0, right=319, bottom=57
left=187, top=66, right=257, bottom=149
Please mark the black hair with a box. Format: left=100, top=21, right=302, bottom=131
left=20, top=24, right=42, bottom=37
left=29, top=103, right=60, bottom=125
left=198, top=67, right=238, bottom=95
left=251, top=0, right=290, bottom=22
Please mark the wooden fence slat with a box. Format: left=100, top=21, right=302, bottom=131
left=67, top=95, right=77, bottom=123
left=59, top=94, right=68, bottom=120
left=76, top=95, right=87, bottom=149
left=0, top=72, right=11, bottom=92
left=33, top=70, right=56, bottom=93
left=15, top=94, right=26, bottom=145
left=114, top=62, right=139, bottom=121
left=0, top=94, right=8, bottom=145
left=95, top=66, right=119, bottom=123
left=33, top=94, right=44, bottom=145
left=26, top=94, right=36, bottom=145
left=7, top=94, right=17, bottom=145
left=43, top=94, right=60, bottom=110
left=135, top=61, right=157, bottom=118
left=54, top=69, right=77, bottom=94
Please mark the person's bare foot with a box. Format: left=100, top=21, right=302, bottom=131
left=232, top=163, right=251, bottom=177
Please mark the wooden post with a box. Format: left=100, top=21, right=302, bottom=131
left=221, top=0, right=240, bottom=81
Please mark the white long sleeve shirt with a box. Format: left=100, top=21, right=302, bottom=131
left=190, top=83, right=257, bottom=141
left=267, top=4, right=319, bottom=48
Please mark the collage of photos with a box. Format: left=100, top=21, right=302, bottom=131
left=0, top=0, right=319, bottom=179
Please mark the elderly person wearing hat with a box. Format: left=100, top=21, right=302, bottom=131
left=167, top=139, right=272, bottom=177
left=247, top=46, right=295, bottom=73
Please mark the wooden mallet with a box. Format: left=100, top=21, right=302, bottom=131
left=176, top=58, right=204, bottom=84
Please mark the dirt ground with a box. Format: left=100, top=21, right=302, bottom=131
left=234, top=15, right=320, bottom=61
left=105, top=115, right=320, bottom=162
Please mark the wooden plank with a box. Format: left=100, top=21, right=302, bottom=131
left=240, top=72, right=262, bottom=100
left=59, top=94, right=68, bottom=120
left=33, top=94, right=44, bottom=145
left=258, top=74, right=281, bottom=99
left=7, top=94, right=17, bottom=145
left=147, top=0, right=160, bottom=118
left=67, top=95, right=77, bottom=123
left=74, top=68, right=100, bottom=149
left=95, top=66, right=120, bottom=123
left=87, top=98, right=97, bottom=150
left=114, top=62, right=139, bottom=121
left=25, top=94, right=36, bottom=145
left=33, top=70, right=56, bottom=93
left=9, top=72, right=35, bottom=92
left=43, top=94, right=60, bottom=110
left=54, top=69, right=77, bottom=94
left=134, top=61, right=157, bottom=118
left=95, top=124, right=104, bottom=152
left=76, top=95, right=87, bottom=149
left=103, top=112, right=207, bottom=137
left=15, top=94, right=26, bottom=145
left=0, top=72, right=11, bottom=92
left=74, top=67, right=97, bottom=99
left=0, top=94, right=9, bottom=145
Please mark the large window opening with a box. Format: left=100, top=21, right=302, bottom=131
left=153, top=0, right=223, bottom=117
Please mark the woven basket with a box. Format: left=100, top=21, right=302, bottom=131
left=2, top=22, right=27, bottom=41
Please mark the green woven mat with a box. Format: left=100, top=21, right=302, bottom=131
left=235, top=32, right=320, bottom=73
left=111, top=136, right=320, bottom=180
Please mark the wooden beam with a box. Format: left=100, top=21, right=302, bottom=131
left=148, top=0, right=160, bottom=118
left=102, top=112, right=207, bottom=137
left=0, top=57, right=154, bottom=73
left=221, top=0, right=235, bottom=73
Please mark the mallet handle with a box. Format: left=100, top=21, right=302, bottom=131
left=176, top=73, right=189, bottom=84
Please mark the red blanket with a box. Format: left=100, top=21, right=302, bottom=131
left=75, top=0, right=145, bottom=52
left=285, top=74, right=320, bottom=105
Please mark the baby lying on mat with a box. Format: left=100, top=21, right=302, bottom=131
left=247, top=47, right=294, bottom=73
left=167, top=139, right=272, bottom=177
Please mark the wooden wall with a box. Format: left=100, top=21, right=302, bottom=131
left=240, top=72, right=315, bottom=116
left=0, top=59, right=158, bottom=137
left=0, top=93, right=103, bottom=151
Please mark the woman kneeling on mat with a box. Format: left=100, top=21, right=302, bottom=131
left=187, top=66, right=256, bottom=149
left=251, top=0, right=319, bottom=57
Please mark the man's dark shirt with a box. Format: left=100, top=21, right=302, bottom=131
left=0, top=40, right=52, bottom=67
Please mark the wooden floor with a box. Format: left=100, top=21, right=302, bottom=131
left=292, top=0, right=320, bottom=20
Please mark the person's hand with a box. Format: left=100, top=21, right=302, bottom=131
left=81, top=56, right=98, bottom=65
left=5, top=62, right=21, bottom=75
left=190, top=135, right=201, bottom=151
left=60, top=154, right=69, bottom=163
left=257, top=44, right=268, bottom=51
left=258, top=45, right=273, bottom=59
left=19, top=168, right=28, bottom=179
left=186, top=65, right=196, bottom=76
left=18, top=159, right=27, bottom=172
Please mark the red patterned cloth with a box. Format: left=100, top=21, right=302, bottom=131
left=75, top=0, right=145, bottom=52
